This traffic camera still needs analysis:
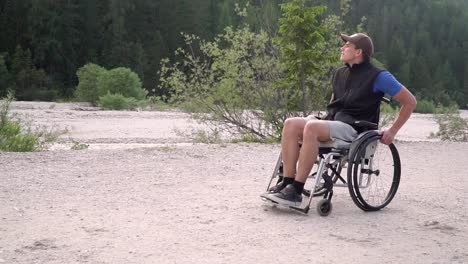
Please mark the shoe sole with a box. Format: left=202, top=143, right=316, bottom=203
left=260, top=193, right=302, bottom=207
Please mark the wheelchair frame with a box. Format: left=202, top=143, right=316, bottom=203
left=262, top=130, right=401, bottom=216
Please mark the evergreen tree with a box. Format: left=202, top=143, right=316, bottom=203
left=0, top=0, right=30, bottom=54
left=28, top=0, right=81, bottom=96
left=0, top=0, right=466, bottom=104
left=432, top=61, right=459, bottom=106
left=102, top=0, right=134, bottom=68
left=218, top=0, right=234, bottom=32
left=146, top=30, right=169, bottom=96
left=10, top=46, right=49, bottom=101
left=464, top=41, right=468, bottom=108
left=78, top=0, right=106, bottom=64
left=0, top=53, right=11, bottom=97
left=275, top=0, right=339, bottom=114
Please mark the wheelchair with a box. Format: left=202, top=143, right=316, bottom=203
left=261, top=120, right=401, bottom=216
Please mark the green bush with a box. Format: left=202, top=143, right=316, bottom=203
left=75, top=64, right=148, bottom=108
left=415, top=99, right=436, bottom=113
left=379, top=102, right=398, bottom=128
left=75, top=63, right=107, bottom=105
left=97, top=67, right=147, bottom=100
left=432, top=110, right=468, bottom=142
left=147, top=95, right=170, bottom=111
left=159, top=2, right=341, bottom=140
left=0, top=120, right=39, bottom=151
left=1, top=93, right=38, bottom=151
left=0, top=93, right=65, bottom=151
left=98, top=93, right=142, bottom=110
left=380, top=102, right=397, bottom=114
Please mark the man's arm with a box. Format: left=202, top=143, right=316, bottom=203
left=381, top=86, right=417, bottom=145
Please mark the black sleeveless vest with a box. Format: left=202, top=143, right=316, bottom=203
left=326, top=61, right=384, bottom=130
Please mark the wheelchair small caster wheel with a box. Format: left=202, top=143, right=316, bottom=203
left=317, top=199, right=332, bottom=216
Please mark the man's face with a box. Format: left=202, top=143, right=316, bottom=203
left=340, top=41, right=361, bottom=64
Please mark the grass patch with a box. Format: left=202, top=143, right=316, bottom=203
left=71, top=140, right=89, bottom=150
left=0, top=93, right=66, bottom=152
left=430, top=109, right=468, bottom=142
left=231, top=135, right=278, bottom=144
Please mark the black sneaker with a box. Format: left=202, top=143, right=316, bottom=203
left=267, top=182, right=286, bottom=193
left=268, top=184, right=302, bottom=206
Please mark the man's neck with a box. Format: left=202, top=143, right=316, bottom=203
left=345, top=58, right=368, bottom=69
left=346, top=58, right=365, bottom=67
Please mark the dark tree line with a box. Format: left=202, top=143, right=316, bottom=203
left=0, top=0, right=261, bottom=100
left=0, top=0, right=466, bottom=107
left=338, top=0, right=468, bottom=108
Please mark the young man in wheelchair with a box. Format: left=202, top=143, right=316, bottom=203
left=263, top=33, right=417, bottom=206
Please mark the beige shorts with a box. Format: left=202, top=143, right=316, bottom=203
left=304, top=115, right=358, bottom=142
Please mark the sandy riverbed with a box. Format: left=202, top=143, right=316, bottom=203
left=1, top=102, right=467, bottom=264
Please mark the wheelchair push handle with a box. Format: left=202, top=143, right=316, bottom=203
left=381, top=97, right=391, bottom=104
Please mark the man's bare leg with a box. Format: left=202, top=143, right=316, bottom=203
left=266, top=120, right=331, bottom=205
left=295, top=120, right=331, bottom=183
left=281, top=117, right=306, bottom=179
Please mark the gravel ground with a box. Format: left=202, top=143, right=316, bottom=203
left=1, top=102, right=467, bottom=264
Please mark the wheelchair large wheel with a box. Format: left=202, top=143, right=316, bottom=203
left=347, top=136, right=401, bottom=211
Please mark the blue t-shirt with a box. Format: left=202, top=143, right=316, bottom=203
left=373, top=71, right=402, bottom=96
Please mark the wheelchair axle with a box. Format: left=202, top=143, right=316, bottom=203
left=360, top=168, right=380, bottom=176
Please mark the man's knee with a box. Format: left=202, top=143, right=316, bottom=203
left=303, top=120, right=330, bottom=140
left=283, top=117, right=305, bottom=131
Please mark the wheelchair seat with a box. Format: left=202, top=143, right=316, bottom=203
left=318, top=139, right=352, bottom=155
left=319, top=139, right=351, bottom=149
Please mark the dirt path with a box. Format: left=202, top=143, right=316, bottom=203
left=1, top=102, right=467, bottom=264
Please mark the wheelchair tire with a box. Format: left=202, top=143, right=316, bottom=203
left=347, top=136, right=401, bottom=211
left=316, top=199, right=333, bottom=216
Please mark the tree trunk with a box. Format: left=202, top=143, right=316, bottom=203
left=300, top=63, right=307, bottom=116
left=464, top=41, right=468, bottom=109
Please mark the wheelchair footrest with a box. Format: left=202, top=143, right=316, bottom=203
left=260, top=194, right=310, bottom=214
left=290, top=205, right=309, bottom=214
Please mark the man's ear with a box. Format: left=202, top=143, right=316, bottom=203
left=355, top=48, right=363, bottom=57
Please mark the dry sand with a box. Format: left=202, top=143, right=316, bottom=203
left=1, top=102, right=467, bottom=264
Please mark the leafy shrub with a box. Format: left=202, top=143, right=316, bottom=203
left=97, top=67, right=147, bottom=100
left=0, top=119, right=39, bottom=151
left=75, top=63, right=107, bottom=105
left=414, top=99, right=436, bottom=113
left=431, top=109, right=468, bottom=142
left=71, top=140, right=89, bottom=150
left=159, top=2, right=341, bottom=140
left=98, top=93, right=142, bottom=110
left=75, top=64, right=148, bottom=109
left=159, top=28, right=283, bottom=139
left=147, top=95, right=170, bottom=111
left=379, top=103, right=398, bottom=128
left=0, top=93, right=66, bottom=151
left=380, top=102, right=397, bottom=114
